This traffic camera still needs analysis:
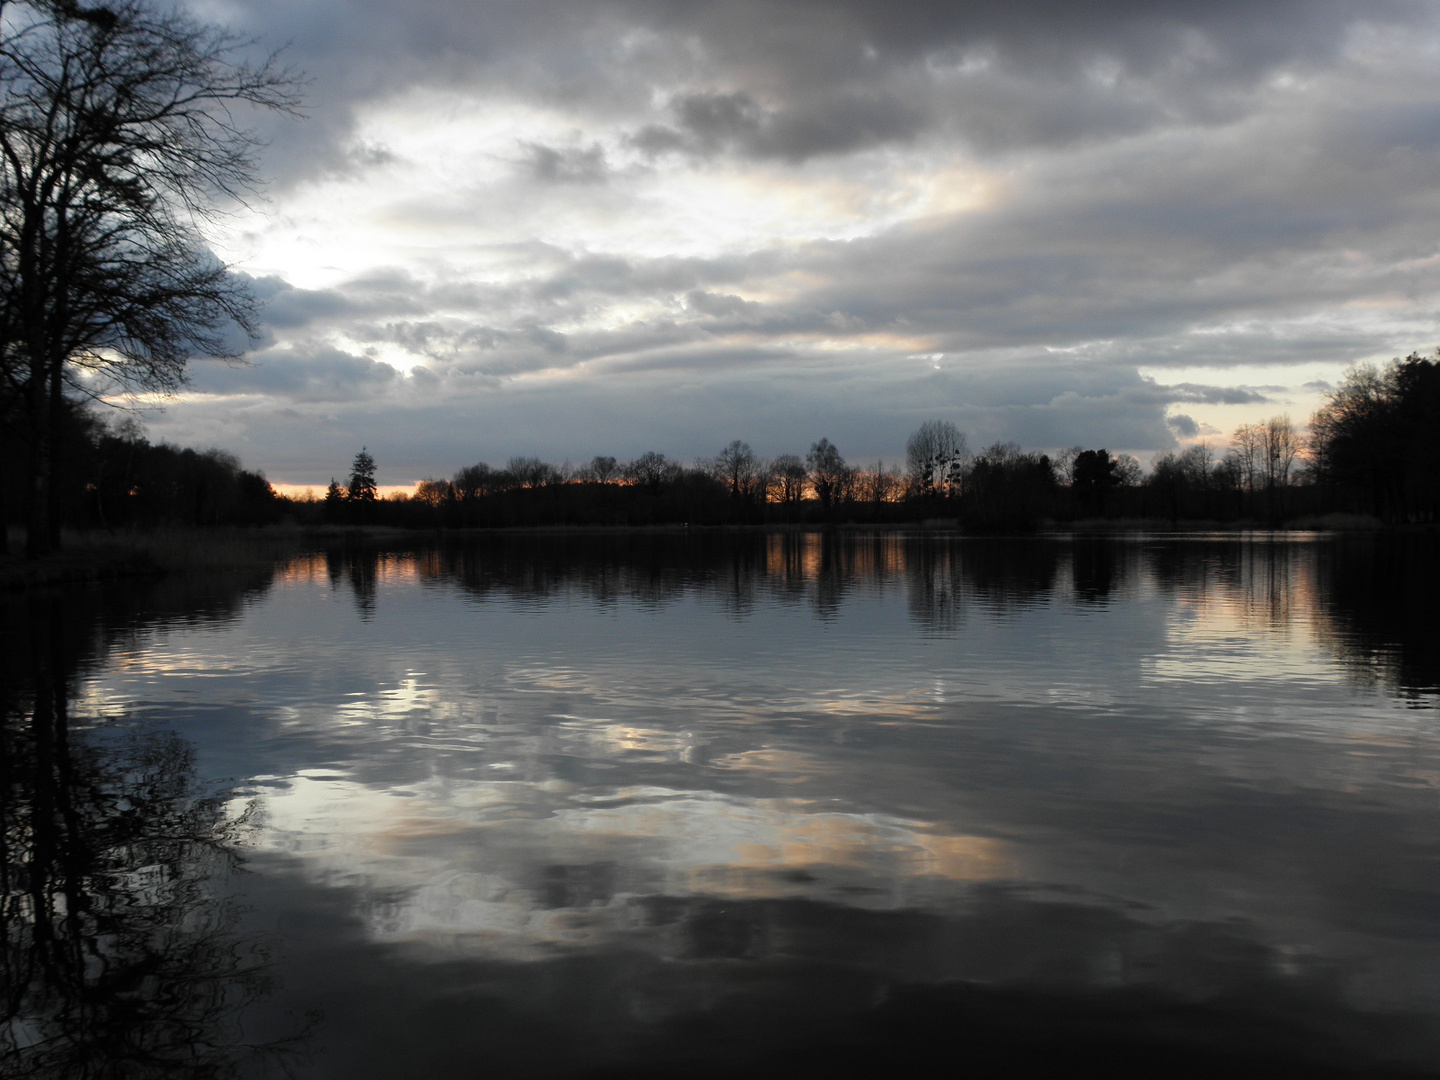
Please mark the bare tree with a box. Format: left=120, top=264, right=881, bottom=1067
left=1113, top=453, right=1143, bottom=488
left=1263, top=415, right=1301, bottom=490
left=587, top=455, right=619, bottom=483
left=1230, top=423, right=1264, bottom=494
left=772, top=453, right=807, bottom=506
left=1308, top=352, right=1440, bottom=520
left=507, top=456, right=558, bottom=489
left=807, top=437, right=849, bottom=510
left=1178, top=442, right=1214, bottom=490
left=452, top=461, right=497, bottom=499
left=413, top=478, right=451, bottom=509
left=905, top=419, right=968, bottom=498
left=713, top=439, right=758, bottom=499
left=859, top=460, right=902, bottom=506
left=624, top=450, right=678, bottom=493
left=1053, top=446, right=1083, bottom=487
left=0, top=0, right=300, bottom=554
left=750, top=456, right=777, bottom=504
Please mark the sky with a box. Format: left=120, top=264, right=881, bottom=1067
left=144, top=0, right=1440, bottom=489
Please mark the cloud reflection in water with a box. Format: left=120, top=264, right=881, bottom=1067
left=58, top=532, right=1440, bottom=1075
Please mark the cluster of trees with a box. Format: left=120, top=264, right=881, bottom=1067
left=0, top=0, right=297, bottom=555
left=315, top=430, right=971, bottom=528
left=1141, top=353, right=1440, bottom=524
left=1, top=405, right=281, bottom=529
left=310, top=426, right=1143, bottom=530
left=1146, top=415, right=1304, bottom=522
left=1308, top=352, right=1440, bottom=521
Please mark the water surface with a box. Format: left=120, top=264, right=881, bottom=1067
left=5, top=532, right=1438, bottom=1077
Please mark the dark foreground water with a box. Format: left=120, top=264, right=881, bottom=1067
left=3, top=531, right=1439, bottom=1078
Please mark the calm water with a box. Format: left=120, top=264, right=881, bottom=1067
left=4, top=532, right=1439, bottom=1078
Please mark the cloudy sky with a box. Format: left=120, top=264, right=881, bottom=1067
left=152, top=0, right=1440, bottom=489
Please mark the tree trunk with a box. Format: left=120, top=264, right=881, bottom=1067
left=24, top=357, right=53, bottom=558
left=0, top=414, right=8, bottom=557
left=44, top=355, right=64, bottom=550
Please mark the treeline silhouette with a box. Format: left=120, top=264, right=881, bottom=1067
left=0, top=403, right=283, bottom=546
left=4, top=352, right=1437, bottom=549
left=292, top=353, right=1440, bottom=530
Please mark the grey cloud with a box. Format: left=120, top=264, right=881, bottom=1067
left=633, top=88, right=927, bottom=162
left=247, top=272, right=430, bottom=335
left=1160, top=383, right=1270, bottom=405
left=297, top=139, right=399, bottom=184
left=724, top=90, right=1440, bottom=352
left=685, top=290, right=761, bottom=319
left=627, top=0, right=1428, bottom=87
left=523, top=324, right=570, bottom=354
left=187, top=345, right=401, bottom=402
left=248, top=277, right=359, bottom=330
left=1166, top=413, right=1199, bottom=437
left=582, top=341, right=795, bottom=377
left=520, top=142, right=611, bottom=184
left=628, top=125, right=688, bottom=155
left=674, top=91, right=760, bottom=149
left=347, top=142, right=397, bottom=169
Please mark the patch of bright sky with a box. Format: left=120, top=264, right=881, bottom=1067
left=213, top=87, right=994, bottom=294
left=1143, top=359, right=1369, bottom=444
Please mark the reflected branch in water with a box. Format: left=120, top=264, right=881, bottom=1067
left=1, top=596, right=307, bottom=1079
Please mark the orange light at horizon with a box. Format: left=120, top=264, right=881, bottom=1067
left=270, top=482, right=420, bottom=501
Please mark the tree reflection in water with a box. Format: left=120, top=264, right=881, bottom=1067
left=341, top=529, right=1435, bottom=703
left=0, top=595, right=303, bottom=1079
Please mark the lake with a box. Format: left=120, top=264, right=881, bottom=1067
left=4, top=531, right=1438, bottom=1078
